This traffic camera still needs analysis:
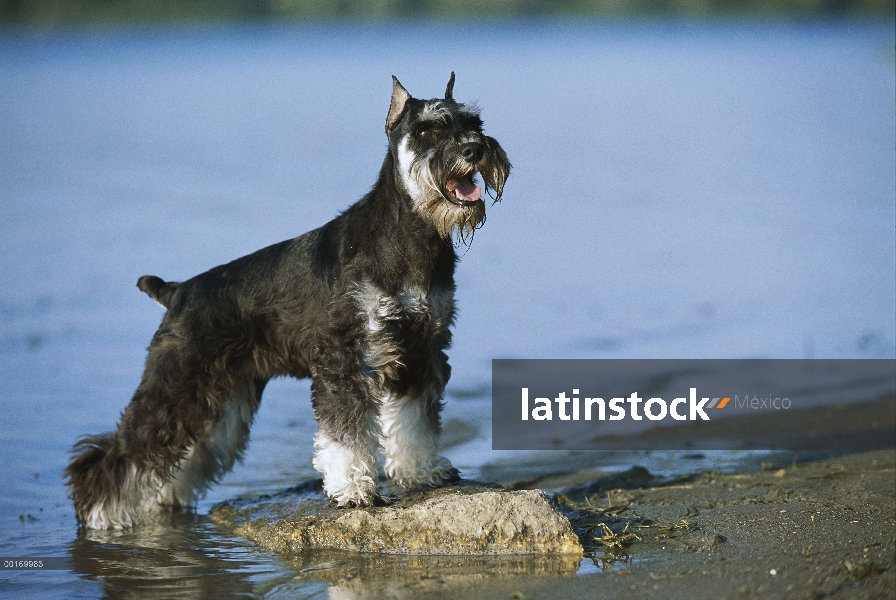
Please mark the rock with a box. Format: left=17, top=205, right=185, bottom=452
left=210, top=481, right=583, bottom=557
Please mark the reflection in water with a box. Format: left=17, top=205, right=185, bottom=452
left=284, top=549, right=581, bottom=579
left=69, top=512, right=274, bottom=599
left=273, top=550, right=581, bottom=600
left=67, top=510, right=582, bottom=599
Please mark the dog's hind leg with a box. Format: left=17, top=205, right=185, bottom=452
left=156, top=375, right=264, bottom=509
left=66, top=373, right=262, bottom=529
left=379, top=386, right=459, bottom=489
left=66, top=433, right=159, bottom=529
left=66, top=311, right=264, bottom=529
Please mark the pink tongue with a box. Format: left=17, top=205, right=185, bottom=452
left=447, top=177, right=482, bottom=203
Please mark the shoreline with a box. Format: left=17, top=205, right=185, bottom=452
left=210, top=447, right=895, bottom=599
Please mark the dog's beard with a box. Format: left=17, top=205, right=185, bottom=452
left=414, top=188, right=486, bottom=244
left=407, top=137, right=509, bottom=244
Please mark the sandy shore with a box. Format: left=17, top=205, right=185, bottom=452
left=268, top=447, right=895, bottom=599
left=545, top=447, right=896, bottom=599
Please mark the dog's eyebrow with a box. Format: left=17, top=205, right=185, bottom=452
left=413, top=120, right=444, bottom=133
left=421, top=101, right=454, bottom=122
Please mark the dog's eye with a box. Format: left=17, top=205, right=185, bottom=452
left=416, top=128, right=431, bottom=140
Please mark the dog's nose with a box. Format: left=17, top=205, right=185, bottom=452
left=460, top=141, right=485, bottom=164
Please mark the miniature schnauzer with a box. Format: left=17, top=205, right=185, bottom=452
left=66, top=73, right=510, bottom=529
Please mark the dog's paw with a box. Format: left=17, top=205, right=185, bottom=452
left=332, top=492, right=392, bottom=509
left=331, top=487, right=377, bottom=508
left=390, top=457, right=461, bottom=490
left=424, top=457, right=461, bottom=487
left=426, top=464, right=460, bottom=488
left=321, top=470, right=379, bottom=508
left=441, top=466, right=461, bottom=485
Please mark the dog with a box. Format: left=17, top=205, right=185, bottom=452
left=65, top=73, right=510, bottom=529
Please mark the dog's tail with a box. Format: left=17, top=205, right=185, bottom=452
left=137, top=275, right=178, bottom=309
left=65, top=433, right=147, bottom=529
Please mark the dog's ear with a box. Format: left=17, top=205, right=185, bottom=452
left=137, top=275, right=178, bottom=309
left=386, top=76, right=411, bottom=132
left=480, top=135, right=511, bottom=203
left=444, top=71, right=455, bottom=101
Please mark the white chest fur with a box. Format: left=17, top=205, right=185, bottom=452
left=351, top=281, right=455, bottom=335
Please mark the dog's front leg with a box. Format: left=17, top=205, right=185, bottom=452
left=379, top=386, right=459, bottom=489
left=310, top=367, right=381, bottom=507
left=312, top=424, right=380, bottom=507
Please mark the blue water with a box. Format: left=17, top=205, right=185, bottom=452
left=1, top=19, right=894, bottom=599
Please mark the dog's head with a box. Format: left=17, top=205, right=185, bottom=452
left=386, top=73, right=510, bottom=242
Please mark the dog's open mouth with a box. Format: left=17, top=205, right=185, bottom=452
left=446, top=174, right=482, bottom=205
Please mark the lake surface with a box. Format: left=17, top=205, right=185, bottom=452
left=1, top=19, right=894, bottom=599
